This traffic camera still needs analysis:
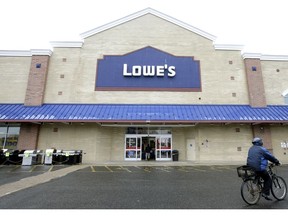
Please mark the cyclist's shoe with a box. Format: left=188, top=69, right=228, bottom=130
left=262, top=194, right=273, bottom=201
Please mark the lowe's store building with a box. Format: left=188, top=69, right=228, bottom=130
left=1, top=8, right=288, bottom=164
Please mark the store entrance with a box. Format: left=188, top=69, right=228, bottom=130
left=142, top=137, right=155, bottom=161
left=124, top=135, right=172, bottom=161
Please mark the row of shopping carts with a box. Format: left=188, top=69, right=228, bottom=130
left=0, top=149, right=83, bottom=166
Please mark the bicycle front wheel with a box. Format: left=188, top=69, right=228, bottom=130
left=271, top=176, right=287, bottom=200
left=241, top=179, right=261, bottom=205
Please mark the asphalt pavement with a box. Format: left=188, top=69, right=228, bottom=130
left=0, top=163, right=287, bottom=209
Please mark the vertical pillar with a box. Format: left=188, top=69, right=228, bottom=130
left=244, top=57, right=267, bottom=107
left=19, top=50, right=51, bottom=150
left=17, top=123, right=40, bottom=150
left=252, top=124, right=273, bottom=152
left=24, top=49, right=52, bottom=106
left=244, top=55, right=273, bottom=152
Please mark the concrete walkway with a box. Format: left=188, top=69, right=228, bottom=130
left=0, top=164, right=89, bottom=198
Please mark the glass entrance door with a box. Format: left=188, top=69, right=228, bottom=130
left=125, top=136, right=142, bottom=161
left=124, top=133, right=172, bottom=161
left=155, top=136, right=172, bottom=161
left=142, top=137, right=156, bottom=160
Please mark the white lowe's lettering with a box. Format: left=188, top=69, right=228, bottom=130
left=123, top=64, right=176, bottom=77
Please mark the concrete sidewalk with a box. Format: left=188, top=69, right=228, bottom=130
left=0, top=164, right=89, bottom=198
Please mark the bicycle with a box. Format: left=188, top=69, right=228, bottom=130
left=237, top=163, right=287, bottom=205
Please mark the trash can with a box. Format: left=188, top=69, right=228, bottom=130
left=53, top=149, right=64, bottom=164
left=172, top=150, right=179, bottom=161
left=44, top=149, right=56, bottom=165
left=62, top=150, right=77, bottom=165
left=6, top=149, right=24, bottom=165
left=19, top=150, right=38, bottom=166
left=75, top=150, right=83, bottom=164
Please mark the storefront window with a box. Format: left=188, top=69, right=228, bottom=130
left=125, top=136, right=142, bottom=161
left=126, top=137, right=136, bottom=149
left=156, top=136, right=172, bottom=160
left=0, top=125, right=20, bottom=150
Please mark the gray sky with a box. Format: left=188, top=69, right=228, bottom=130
left=1, top=0, right=288, bottom=54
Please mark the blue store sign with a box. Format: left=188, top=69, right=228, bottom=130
left=95, top=46, right=201, bottom=91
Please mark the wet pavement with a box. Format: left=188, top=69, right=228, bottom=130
left=0, top=163, right=287, bottom=209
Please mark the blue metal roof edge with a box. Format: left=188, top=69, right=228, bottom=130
left=0, top=103, right=288, bottom=123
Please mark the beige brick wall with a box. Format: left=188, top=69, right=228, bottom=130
left=262, top=60, right=288, bottom=105
left=0, top=57, right=31, bottom=102
left=270, top=125, right=288, bottom=163
left=36, top=123, right=257, bottom=164
left=44, top=48, right=82, bottom=102
left=37, top=123, right=126, bottom=163
left=44, top=14, right=249, bottom=105
left=191, top=124, right=252, bottom=162
left=36, top=122, right=288, bottom=164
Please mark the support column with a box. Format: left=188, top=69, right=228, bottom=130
left=24, top=49, right=52, bottom=106
left=252, top=124, right=273, bottom=152
left=19, top=50, right=51, bottom=150
left=244, top=55, right=272, bottom=151
left=17, top=123, right=40, bottom=150
left=244, top=58, right=267, bottom=107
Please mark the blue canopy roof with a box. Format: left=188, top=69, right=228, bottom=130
left=0, top=103, right=287, bottom=124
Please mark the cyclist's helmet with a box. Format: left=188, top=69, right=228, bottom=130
left=252, top=137, right=263, bottom=146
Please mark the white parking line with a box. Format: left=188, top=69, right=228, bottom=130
left=105, top=166, right=113, bottom=172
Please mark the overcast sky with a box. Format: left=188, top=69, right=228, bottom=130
left=1, top=0, right=288, bottom=54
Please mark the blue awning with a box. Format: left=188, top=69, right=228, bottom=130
left=0, top=103, right=288, bottom=123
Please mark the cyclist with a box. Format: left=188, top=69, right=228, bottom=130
left=247, top=137, right=280, bottom=201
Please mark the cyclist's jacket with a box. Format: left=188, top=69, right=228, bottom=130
left=247, top=143, right=279, bottom=171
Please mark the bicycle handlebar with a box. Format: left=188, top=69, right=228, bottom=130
left=269, top=162, right=281, bottom=168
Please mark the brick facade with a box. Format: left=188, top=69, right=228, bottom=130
left=17, top=123, right=40, bottom=150
left=24, top=55, right=50, bottom=106
left=20, top=54, right=50, bottom=150
left=252, top=124, right=273, bottom=152
left=244, top=58, right=267, bottom=107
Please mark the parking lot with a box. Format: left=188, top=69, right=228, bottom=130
left=0, top=163, right=237, bottom=175
left=0, top=164, right=288, bottom=209
left=0, top=164, right=236, bottom=186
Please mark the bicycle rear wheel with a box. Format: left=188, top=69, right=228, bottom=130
left=271, top=176, right=287, bottom=200
left=241, top=179, right=261, bottom=205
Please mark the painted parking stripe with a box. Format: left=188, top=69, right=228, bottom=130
left=90, top=166, right=96, bottom=172
left=180, top=166, right=207, bottom=172
left=120, top=166, right=132, bottom=172
left=29, top=166, right=37, bottom=172
left=107, top=166, right=129, bottom=172
left=143, top=166, right=152, bottom=172
left=105, top=166, right=113, bottom=172
left=125, top=166, right=144, bottom=172
left=92, top=166, right=112, bottom=172
left=210, top=166, right=236, bottom=171
left=154, top=166, right=171, bottom=172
